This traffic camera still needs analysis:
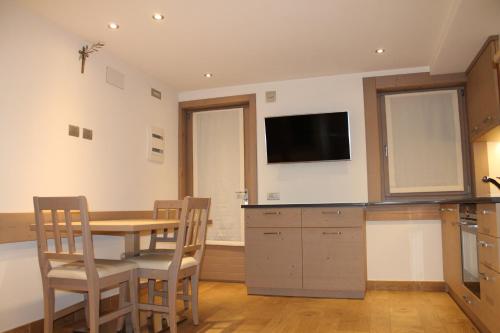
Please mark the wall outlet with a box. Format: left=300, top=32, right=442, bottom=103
left=267, top=192, right=280, bottom=200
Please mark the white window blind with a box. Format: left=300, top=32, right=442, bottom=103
left=384, top=90, right=464, bottom=194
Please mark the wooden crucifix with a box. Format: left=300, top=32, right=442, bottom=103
left=78, top=42, right=104, bottom=74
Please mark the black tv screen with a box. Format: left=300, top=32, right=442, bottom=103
left=265, top=112, right=351, bottom=163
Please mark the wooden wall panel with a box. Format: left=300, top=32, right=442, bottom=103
left=200, top=245, right=245, bottom=282
left=363, top=77, right=382, bottom=202
left=366, top=204, right=440, bottom=221
left=0, top=210, right=152, bottom=244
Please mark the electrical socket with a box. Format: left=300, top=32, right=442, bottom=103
left=267, top=192, right=280, bottom=200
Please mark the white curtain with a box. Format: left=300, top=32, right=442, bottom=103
left=385, top=90, right=464, bottom=193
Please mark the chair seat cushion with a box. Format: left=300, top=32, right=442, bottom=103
left=128, top=254, right=198, bottom=270
left=47, top=259, right=137, bottom=280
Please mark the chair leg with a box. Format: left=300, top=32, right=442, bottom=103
left=182, top=278, right=190, bottom=311
left=167, top=280, right=177, bottom=333
left=191, top=273, right=200, bottom=325
left=87, top=289, right=100, bottom=333
left=83, top=293, right=90, bottom=328
left=43, top=287, right=55, bottom=333
left=129, top=271, right=140, bottom=333
left=117, top=282, right=127, bottom=331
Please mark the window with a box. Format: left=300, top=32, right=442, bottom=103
left=380, top=89, right=469, bottom=198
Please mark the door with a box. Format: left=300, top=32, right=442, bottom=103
left=245, top=227, right=302, bottom=289
left=302, top=228, right=364, bottom=291
left=193, top=108, right=245, bottom=245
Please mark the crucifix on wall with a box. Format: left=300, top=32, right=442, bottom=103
left=78, top=42, right=104, bottom=74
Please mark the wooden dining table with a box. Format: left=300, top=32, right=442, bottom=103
left=30, top=219, right=180, bottom=257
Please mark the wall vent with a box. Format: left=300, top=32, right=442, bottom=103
left=106, top=66, right=125, bottom=89
left=151, top=88, right=162, bottom=100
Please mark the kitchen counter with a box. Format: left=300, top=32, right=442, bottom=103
left=242, top=197, right=500, bottom=208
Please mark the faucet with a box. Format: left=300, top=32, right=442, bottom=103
left=482, top=176, right=500, bottom=190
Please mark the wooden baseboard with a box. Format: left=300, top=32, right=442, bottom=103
left=3, top=294, right=119, bottom=333
left=200, top=245, right=245, bottom=282
left=366, top=280, right=446, bottom=292
left=0, top=210, right=152, bottom=244
left=247, top=287, right=365, bottom=299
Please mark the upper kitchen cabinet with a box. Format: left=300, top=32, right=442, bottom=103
left=467, top=36, right=500, bottom=141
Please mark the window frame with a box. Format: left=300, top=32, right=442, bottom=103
left=378, top=87, right=472, bottom=200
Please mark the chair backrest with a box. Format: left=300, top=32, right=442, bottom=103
left=170, top=197, right=211, bottom=274
left=149, top=200, right=184, bottom=251
left=33, top=196, right=97, bottom=281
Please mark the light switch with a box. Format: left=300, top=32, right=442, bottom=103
left=82, top=128, right=93, bottom=140
left=68, top=125, right=79, bottom=137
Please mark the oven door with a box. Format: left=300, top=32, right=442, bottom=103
left=460, top=222, right=480, bottom=298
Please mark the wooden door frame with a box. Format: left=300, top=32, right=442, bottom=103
left=178, top=94, right=258, bottom=204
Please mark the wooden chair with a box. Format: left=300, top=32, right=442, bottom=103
left=129, top=196, right=211, bottom=333
left=33, top=196, right=140, bottom=333
left=143, top=200, right=184, bottom=315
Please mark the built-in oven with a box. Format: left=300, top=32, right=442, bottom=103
left=459, top=204, right=480, bottom=298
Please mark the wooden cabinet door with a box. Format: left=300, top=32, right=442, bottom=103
left=245, top=227, right=302, bottom=289
left=302, top=228, right=364, bottom=291
left=467, top=38, right=500, bottom=139
left=440, top=205, right=462, bottom=291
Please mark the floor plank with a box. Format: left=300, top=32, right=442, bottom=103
left=59, top=282, right=479, bottom=333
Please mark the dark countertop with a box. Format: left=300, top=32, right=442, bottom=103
left=242, top=197, right=500, bottom=208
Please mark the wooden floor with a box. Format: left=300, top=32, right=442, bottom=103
left=65, top=282, right=479, bottom=333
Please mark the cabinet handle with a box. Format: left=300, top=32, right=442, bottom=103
left=462, top=295, right=473, bottom=305
left=446, top=208, right=455, bottom=212
left=440, top=208, right=445, bottom=212
left=263, top=212, right=281, bottom=215
left=484, top=115, right=493, bottom=123
left=478, top=240, right=495, bottom=248
left=263, top=232, right=281, bottom=235
left=322, top=210, right=342, bottom=215
left=322, top=231, right=343, bottom=235
left=481, top=209, right=493, bottom=215
left=479, top=272, right=494, bottom=281
left=472, top=126, right=479, bottom=132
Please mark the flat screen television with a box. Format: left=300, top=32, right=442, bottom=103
left=265, top=112, right=351, bottom=163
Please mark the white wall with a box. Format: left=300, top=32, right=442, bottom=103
left=179, top=68, right=444, bottom=283
left=366, top=220, right=443, bottom=281
left=0, top=1, right=178, bottom=331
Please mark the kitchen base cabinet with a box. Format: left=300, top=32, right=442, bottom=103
left=302, top=228, right=365, bottom=292
left=245, top=227, right=302, bottom=289
left=244, top=206, right=366, bottom=299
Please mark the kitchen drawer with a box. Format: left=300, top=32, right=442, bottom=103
left=302, top=227, right=364, bottom=291
left=457, top=283, right=482, bottom=321
left=479, top=264, right=500, bottom=333
left=245, top=227, right=302, bottom=289
left=245, top=208, right=301, bottom=228
left=302, top=207, right=364, bottom=227
left=478, top=233, right=500, bottom=273
left=478, top=203, right=500, bottom=237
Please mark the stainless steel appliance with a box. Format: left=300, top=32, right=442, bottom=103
left=459, top=204, right=480, bottom=298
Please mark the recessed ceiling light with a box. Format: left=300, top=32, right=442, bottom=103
left=152, top=13, right=164, bottom=20
left=204, top=73, right=213, bottom=78
left=375, top=48, right=385, bottom=54
left=108, top=22, right=119, bottom=30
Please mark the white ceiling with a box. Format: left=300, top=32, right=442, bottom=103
left=18, top=0, right=500, bottom=91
